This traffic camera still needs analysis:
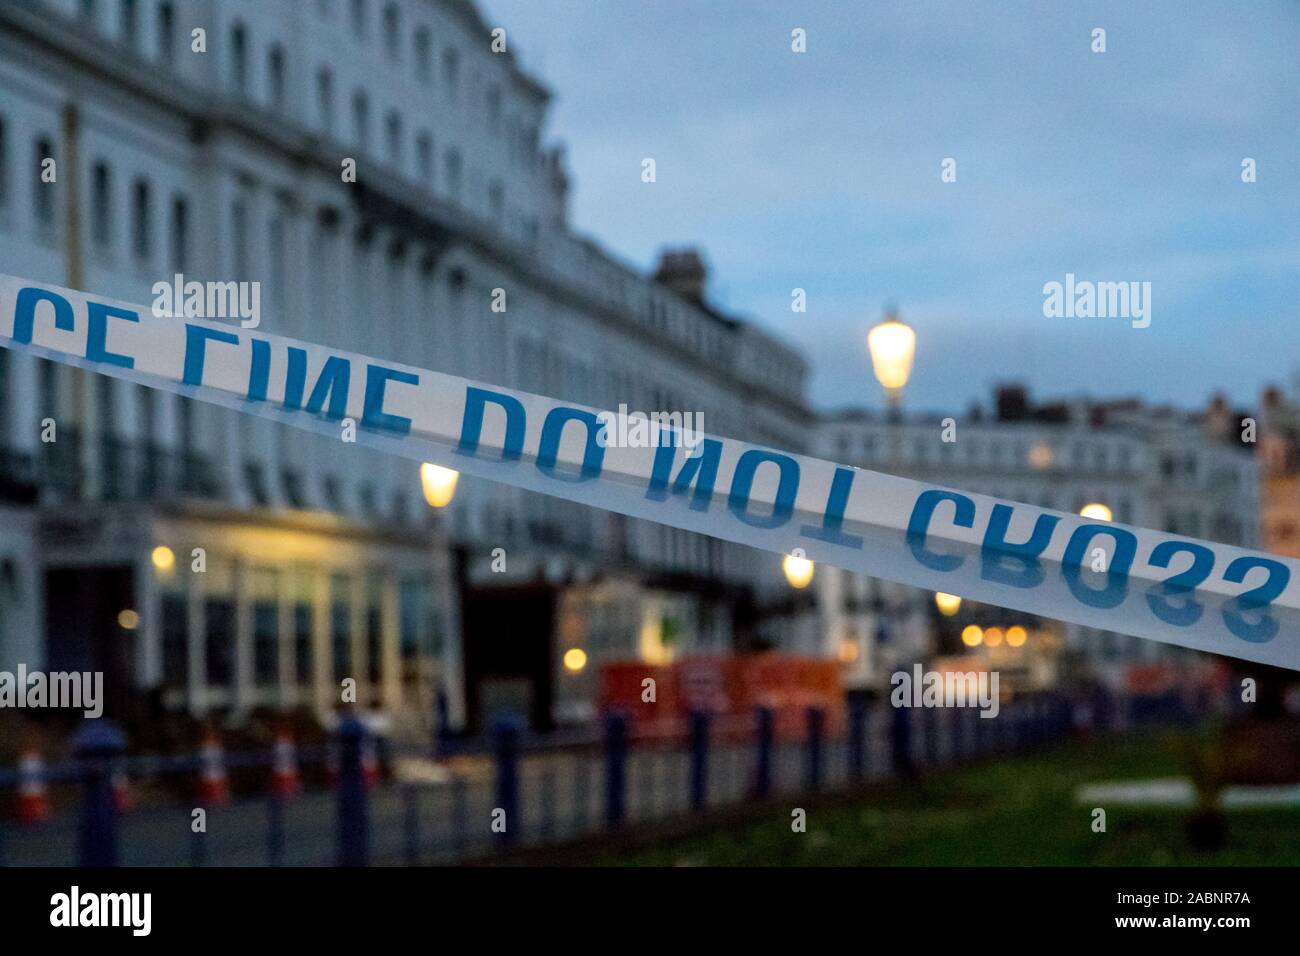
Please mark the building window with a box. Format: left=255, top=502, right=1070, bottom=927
left=444, top=148, right=461, bottom=199
left=156, top=2, right=175, bottom=64
left=90, top=160, right=112, bottom=248
left=293, top=571, right=313, bottom=685
left=488, top=179, right=503, bottom=219
left=416, top=131, right=433, bottom=187
left=119, top=0, right=138, bottom=49
left=231, top=197, right=248, bottom=278
left=267, top=44, right=287, bottom=112
left=268, top=212, right=286, bottom=312
left=442, top=48, right=459, bottom=97
left=414, top=27, right=431, bottom=83
left=161, top=577, right=188, bottom=690
left=330, top=573, right=352, bottom=682
left=253, top=568, right=281, bottom=688
left=366, top=573, right=383, bottom=687
left=131, top=177, right=151, bottom=260
left=350, top=0, right=367, bottom=40
left=382, top=3, right=400, bottom=60
left=206, top=591, right=235, bottom=689
left=170, top=194, right=189, bottom=272
left=34, top=137, right=55, bottom=230
left=385, top=111, right=402, bottom=168
left=244, top=461, right=270, bottom=506
left=352, top=90, right=369, bottom=148
left=230, top=22, right=248, bottom=95
left=316, top=67, right=333, bottom=133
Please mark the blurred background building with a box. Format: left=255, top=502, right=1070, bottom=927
left=817, top=383, right=1269, bottom=699
left=0, top=0, right=810, bottom=739
left=0, top=0, right=1292, bottom=743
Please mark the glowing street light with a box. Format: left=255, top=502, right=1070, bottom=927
left=420, top=463, right=459, bottom=508
left=934, top=592, right=962, bottom=616
left=151, top=545, right=175, bottom=574
left=961, top=625, right=984, bottom=647
left=783, top=552, right=814, bottom=589
left=1079, top=502, right=1113, bottom=522
left=1006, top=625, right=1028, bottom=647
left=563, top=647, right=588, bottom=673
left=867, top=310, right=916, bottom=416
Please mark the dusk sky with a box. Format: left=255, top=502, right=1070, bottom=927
left=483, top=0, right=1299, bottom=415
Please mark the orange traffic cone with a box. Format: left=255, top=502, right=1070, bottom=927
left=198, top=730, right=230, bottom=805
left=271, top=732, right=300, bottom=797
left=17, top=747, right=51, bottom=824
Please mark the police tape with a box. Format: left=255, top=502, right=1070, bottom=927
left=1, top=273, right=1296, bottom=670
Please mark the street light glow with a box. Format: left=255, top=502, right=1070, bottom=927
left=563, top=647, right=588, bottom=673
left=867, top=315, right=917, bottom=395
left=1006, top=625, right=1028, bottom=647
left=1079, top=502, right=1113, bottom=522
left=420, top=463, right=460, bottom=508
left=934, top=592, right=962, bottom=616
left=782, top=552, right=814, bottom=589
left=961, top=625, right=984, bottom=647
left=984, top=626, right=1004, bottom=647
left=151, top=545, right=175, bottom=573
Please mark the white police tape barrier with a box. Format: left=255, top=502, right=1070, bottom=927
left=2, top=274, right=1297, bottom=670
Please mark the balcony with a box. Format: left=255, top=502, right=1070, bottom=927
left=0, top=433, right=225, bottom=505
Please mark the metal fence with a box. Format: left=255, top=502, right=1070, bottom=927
left=0, top=694, right=1087, bottom=866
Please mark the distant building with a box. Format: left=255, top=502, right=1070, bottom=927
left=0, top=0, right=810, bottom=736
left=1259, top=380, right=1300, bottom=560
left=815, top=385, right=1260, bottom=694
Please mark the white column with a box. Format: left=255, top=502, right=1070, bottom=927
left=382, top=568, right=401, bottom=710
left=7, top=353, right=39, bottom=454
left=136, top=553, right=161, bottom=688
left=312, top=567, right=331, bottom=720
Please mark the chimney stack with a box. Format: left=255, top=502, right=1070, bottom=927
left=654, top=247, right=709, bottom=303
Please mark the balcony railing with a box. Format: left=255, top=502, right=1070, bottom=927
left=0, top=435, right=224, bottom=504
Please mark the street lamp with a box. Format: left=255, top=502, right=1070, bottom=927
left=867, top=309, right=916, bottom=421
left=782, top=551, right=814, bottom=589
left=934, top=592, right=962, bottom=616
left=1079, top=502, right=1112, bottom=522
left=420, top=463, right=459, bottom=508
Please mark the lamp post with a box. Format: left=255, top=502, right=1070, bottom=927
left=867, top=309, right=916, bottom=424
left=421, top=463, right=460, bottom=752
left=866, top=308, right=917, bottom=680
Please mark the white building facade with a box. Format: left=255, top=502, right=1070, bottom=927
left=815, top=387, right=1260, bottom=694
left=0, top=0, right=810, bottom=735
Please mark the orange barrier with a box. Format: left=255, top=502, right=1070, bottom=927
left=601, top=654, right=844, bottom=741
